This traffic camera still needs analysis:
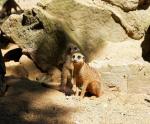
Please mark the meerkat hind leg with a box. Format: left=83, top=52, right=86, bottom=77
left=87, top=81, right=101, bottom=97
left=75, top=86, right=80, bottom=96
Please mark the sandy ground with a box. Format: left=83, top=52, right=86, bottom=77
left=0, top=0, right=150, bottom=124
left=0, top=77, right=150, bottom=124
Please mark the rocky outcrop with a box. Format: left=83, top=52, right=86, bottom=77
left=101, top=0, right=150, bottom=11
left=102, top=0, right=139, bottom=11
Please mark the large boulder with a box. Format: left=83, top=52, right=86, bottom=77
left=0, top=0, right=128, bottom=71
left=2, top=0, right=150, bottom=70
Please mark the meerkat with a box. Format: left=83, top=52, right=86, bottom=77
left=1, top=0, right=23, bottom=17
left=72, top=53, right=102, bottom=98
left=60, top=43, right=80, bottom=95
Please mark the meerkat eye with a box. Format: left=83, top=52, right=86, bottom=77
left=83, top=56, right=85, bottom=60
left=72, top=55, right=75, bottom=58
left=69, top=48, right=72, bottom=51
left=77, top=55, right=81, bottom=59
left=74, top=47, right=77, bottom=50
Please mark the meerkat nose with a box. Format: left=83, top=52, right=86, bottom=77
left=74, top=60, right=78, bottom=63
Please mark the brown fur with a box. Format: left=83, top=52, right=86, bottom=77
left=60, top=43, right=80, bottom=94
left=72, top=53, right=102, bottom=98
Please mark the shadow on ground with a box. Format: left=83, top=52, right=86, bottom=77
left=141, top=26, right=150, bottom=62
left=0, top=76, right=75, bottom=124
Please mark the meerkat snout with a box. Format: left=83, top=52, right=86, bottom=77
left=72, top=53, right=85, bottom=64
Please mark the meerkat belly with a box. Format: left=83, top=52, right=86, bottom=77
left=75, top=75, right=83, bottom=87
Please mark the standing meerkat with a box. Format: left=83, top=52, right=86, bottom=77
left=72, top=53, right=102, bottom=98
left=60, top=43, right=80, bottom=94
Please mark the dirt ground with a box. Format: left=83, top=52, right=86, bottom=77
left=0, top=0, right=150, bottom=124
left=0, top=76, right=149, bottom=124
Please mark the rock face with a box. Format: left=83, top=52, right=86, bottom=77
left=102, top=0, right=150, bottom=11
left=102, top=0, right=139, bottom=11
left=89, top=40, right=150, bottom=94
left=1, top=0, right=150, bottom=93
left=5, top=61, right=28, bottom=78
left=19, top=55, right=43, bottom=81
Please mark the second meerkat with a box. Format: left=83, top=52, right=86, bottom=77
left=60, top=43, right=80, bottom=94
left=72, top=53, right=102, bottom=98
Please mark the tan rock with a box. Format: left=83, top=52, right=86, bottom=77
left=47, top=66, right=61, bottom=85
left=19, top=55, right=42, bottom=81
left=5, top=61, right=28, bottom=78
left=101, top=0, right=139, bottom=11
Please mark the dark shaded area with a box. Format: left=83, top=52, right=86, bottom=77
left=22, top=14, right=30, bottom=26
left=141, top=26, right=150, bottom=62
left=144, top=98, right=150, bottom=103
left=0, top=49, right=6, bottom=96
left=138, top=0, right=150, bottom=10
left=22, top=10, right=44, bottom=30
left=30, top=21, right=44, bottom=30
left=0, top=76, right=74, bottom=124
left=32, top=9, right=37, bottom=17
left=0, top=0, right=23, bottom=19
left=33, top=29, right=68, bottom=72
left=4, top=48, right=23, bottom=62
left=0, top=31, right=14, bottom=49
left=51, top=29, right=68, bottom=68
left=22, top=14, right=37, bottom=26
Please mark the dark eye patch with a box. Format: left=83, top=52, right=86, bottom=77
left=69, top=48, right=72, bottom=51
left=73, top=55, right=75, bottom=58
left=77, top=55, right=81, bottom=59
left=74, top=47, right=77, bottom=50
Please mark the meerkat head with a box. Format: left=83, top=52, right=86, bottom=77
left=66, top=43, right=80, bottom=55
left=72, top=53, right=85, bottom=65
